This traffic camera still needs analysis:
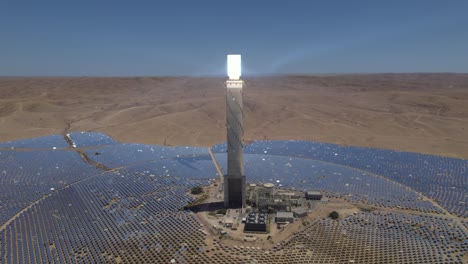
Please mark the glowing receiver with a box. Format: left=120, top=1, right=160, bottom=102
left=227, top=54, right=241, bottom=80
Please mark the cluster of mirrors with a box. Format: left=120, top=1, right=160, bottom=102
left=0, top=132, right=466, bottom=263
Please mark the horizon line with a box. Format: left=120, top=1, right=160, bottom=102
left=1, top=72, right=467, bottom=78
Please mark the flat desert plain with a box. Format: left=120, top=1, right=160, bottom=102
left=1, top=73, right=467, bottom=158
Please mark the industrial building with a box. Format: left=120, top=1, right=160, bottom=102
left=292, top=207, right=309, bottom=218
left=275, top=212, right=294, bottom=223
left=244, top=213, right=267, bottom=232
left=247, top=183, right=304, bottom=212
left=306, top=190, right=323, bottom=200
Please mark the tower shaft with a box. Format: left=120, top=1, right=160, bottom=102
left=224, top=80, right=246, bottom=208
left=226, top=83, right=244, bottom=176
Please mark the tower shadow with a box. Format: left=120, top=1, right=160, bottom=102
left=184, top=201, right=226, bottom=213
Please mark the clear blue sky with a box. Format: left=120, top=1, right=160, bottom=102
left=1, top=0, right=467, bottom=76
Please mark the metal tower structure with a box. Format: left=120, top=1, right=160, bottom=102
left=224, top=54, right=246, bottom=208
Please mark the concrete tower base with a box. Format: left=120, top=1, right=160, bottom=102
left=224, top=175, right=246, bottom=208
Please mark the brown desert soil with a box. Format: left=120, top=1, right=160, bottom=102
left=0, top=73, right=467, bottom=158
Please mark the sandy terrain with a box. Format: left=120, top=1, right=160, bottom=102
left=0, top=74, right=467, bottom=158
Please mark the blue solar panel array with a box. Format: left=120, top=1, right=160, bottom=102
left=339, top=212, right=468, bottom=262
left=2, top=170, right=208, bottom=263
left=67, top=131, right=118, bottom=147
left=214, top=153, right=443, bottom=213
left=0, top=151, right=216, bottom=263
left=124, top=155, right=219, bottom=181
left=1, top=133, right=467, bottom=263
left=463, top=220, right=468, bottom=232
left=0, top=135, right=69, bottom=149
left=83, top=143, right=209, bottom=167
left=0, top=150, right=102, bottom=226
left=0, top=230, right=3, bottom=262
left=0, top=134, right=219, bottom=263
left=281, top=211, right=468, bottom=263
left=213, top=140, right=468, bottom=217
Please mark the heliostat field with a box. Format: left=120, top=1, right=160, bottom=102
left=0, top=132, right=467, bottom=263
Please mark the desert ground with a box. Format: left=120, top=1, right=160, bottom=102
left=0, top=73, right=467, bottom=158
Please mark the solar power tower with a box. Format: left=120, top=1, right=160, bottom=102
left=224, top=54, right=246, bottom=208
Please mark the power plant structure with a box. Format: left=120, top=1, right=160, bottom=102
left=224, top=54, right=246, bottom=208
